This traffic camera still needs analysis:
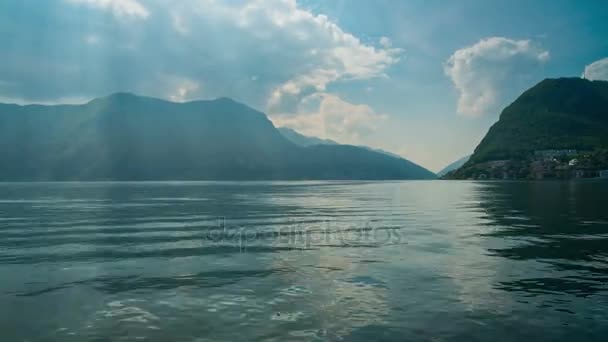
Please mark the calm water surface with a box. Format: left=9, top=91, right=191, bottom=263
left=1, top=181, right=607, bottom=341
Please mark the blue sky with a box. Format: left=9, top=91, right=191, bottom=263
left=1, top=0, right=607, bottom=171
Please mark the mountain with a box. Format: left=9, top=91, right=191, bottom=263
left=470, top=78, right=608, bottom=164
left=279, top=126, right=405, bottom=160
left=436, top=155, right=470, bottom=177
left=361, top=146, right=404, bottom=160
left=0, top=93, right=437, bottom=181
left=277, top=127, right=338, bottom=146
left=447, top=78, right=608, bottom=179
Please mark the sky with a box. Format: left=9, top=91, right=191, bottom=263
left=1, top=0, right=607, bottom=171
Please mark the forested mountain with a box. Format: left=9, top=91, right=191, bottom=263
left=447, top=78, right=608, bottom=179
left=469, top=78, right=608, bottom=164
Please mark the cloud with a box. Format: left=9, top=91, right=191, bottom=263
left=2, top=0, right=400, bottom=117
left=379, top=37, right=392, bottom=48
left=228, top=0, right=403, bottom=112
left=66, top=0, right=149, bottom=19
left=444, top=37, right=549, bottom=117
left=165, top=76, right=201, bottom=103
left=583, top=58, right=608, bottom=81
left=271, top=93, right=386, bottom=145
left=3, top=0, right=396, bottom=151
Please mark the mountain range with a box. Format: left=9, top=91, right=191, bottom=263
left=278, top=126, right=404, bottom=159
left=0, top=93, right=436, bottom=181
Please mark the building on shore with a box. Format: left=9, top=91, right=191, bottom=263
left=534, top=149, right=578, bottom=161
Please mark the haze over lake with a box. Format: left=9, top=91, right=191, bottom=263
left=1, top=181, right=607, bottom=341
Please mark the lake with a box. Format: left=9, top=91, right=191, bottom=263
left=1, top=181, right=607, bottom=341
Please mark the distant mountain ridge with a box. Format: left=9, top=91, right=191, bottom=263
left=278, top=126, right=405, bottom=160
left=0, top=93, right=436, bottom=181
left=447, top=78, right=608, bottom=179
left=437, top=155, right=470, bottom=177
left=277, top=127, right=338, bottom=147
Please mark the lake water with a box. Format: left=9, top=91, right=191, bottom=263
left=1, top=181, right=607, bottom=341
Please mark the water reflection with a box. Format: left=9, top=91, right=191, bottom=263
left=473, top=181, right=608, bottom=297
left=1, top=181, right=608, bottom=341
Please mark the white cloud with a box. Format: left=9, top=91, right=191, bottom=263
left=207, top=0, right=404, bottom=112
left=271, top=93, right=386, bottom=145
left=583, top=58, right=608, bottom=81
left=444, top=37, right=549, bottom=117
left=3, top=0, right=400, bottom=144
left=379, top=37, right=392, bottom=48
left=167, top=77, right=201, bottom=103
left=66, top=0, right=149, bottom=19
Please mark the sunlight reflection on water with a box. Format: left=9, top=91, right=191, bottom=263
left=1, top=181, right=607, bottom=341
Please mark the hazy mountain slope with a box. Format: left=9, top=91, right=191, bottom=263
left=0, top=93, right=436, bottom=180
left=279, top=126, right=408, bottom=161
left=277, top=127, right=338, bottom=146
left=300, top=144, right=436, bottom=180
left=0, top=94, right=294, bottom=180
left=437, top=155, right=471, bottom=177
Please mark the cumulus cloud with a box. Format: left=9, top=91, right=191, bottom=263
left=2, top=0, right=400, bottom=120
left=444, top=37, right=549, bottom=117
left=227, top=0, right=403, bottom=112
left=66, top=0, right=149, bottom=19
left=583, top=58, right=608, bottom=81
left=271, top=93, right=386, bottom=145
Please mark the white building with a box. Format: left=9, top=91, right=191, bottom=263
left=534, top=149, right=578, bottom=161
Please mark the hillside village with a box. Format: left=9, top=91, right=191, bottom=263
left=445, top=149, right=608, bottom=180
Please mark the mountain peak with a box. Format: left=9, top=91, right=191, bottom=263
left=89, top=93, right=246, bottom=107
left=527, top=77, right=608, bottom=95
left=109, top=91, right=138, bottom=97
left=102, top=92, right=141, bottom=101
left=213, top=96, right=238, bottom=103
left=87, top=92, right=151, bottom=105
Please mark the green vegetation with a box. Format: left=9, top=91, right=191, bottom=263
left=447, top=78, right=608, bottom=179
